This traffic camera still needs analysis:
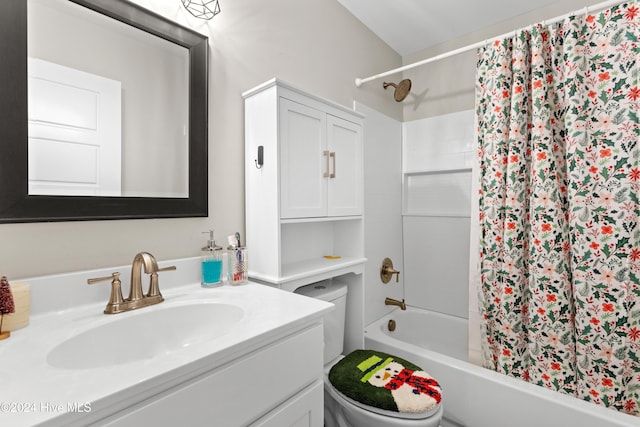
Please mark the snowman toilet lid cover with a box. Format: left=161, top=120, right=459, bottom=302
left=328, top=349, right=442, bottom=416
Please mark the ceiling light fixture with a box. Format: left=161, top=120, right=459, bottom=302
left=181, top=0, right=220, bottom=20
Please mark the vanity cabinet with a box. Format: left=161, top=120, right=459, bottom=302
left=101, top=324, right=324, bottom=427
left=243, top=79, right=365, bottom=353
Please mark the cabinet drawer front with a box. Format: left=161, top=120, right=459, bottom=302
left=103, top=324, right=324, bottom=427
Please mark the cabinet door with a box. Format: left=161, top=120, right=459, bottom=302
left=280, top=98, right=327, bottom=219
left=327, top=115, right=363, bottom=216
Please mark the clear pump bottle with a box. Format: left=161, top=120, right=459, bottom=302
left=201, top=230, right=223, bottom=287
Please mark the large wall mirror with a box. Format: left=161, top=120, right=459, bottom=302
left=0, top=0, right=208, bottom=222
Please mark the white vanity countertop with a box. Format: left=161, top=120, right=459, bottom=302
left=0, top=281, right=332, bottom=426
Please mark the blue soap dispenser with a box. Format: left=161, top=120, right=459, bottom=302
left=201, top=230, right=223, bottom=287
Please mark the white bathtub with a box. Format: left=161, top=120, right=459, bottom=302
left=364, top=307, right=638, bottom=427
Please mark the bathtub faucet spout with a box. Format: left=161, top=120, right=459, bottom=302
left=385, top=297, right=406, bottom=310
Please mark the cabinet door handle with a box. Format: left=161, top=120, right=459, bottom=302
left=330, top=152, right=336, bottom=178
left=323, top=150, right=331, bottom=177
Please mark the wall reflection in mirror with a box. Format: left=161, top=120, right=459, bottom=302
left=28, top=0, right=189, bottom=198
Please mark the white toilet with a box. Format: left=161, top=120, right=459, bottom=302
left=295, top=281, right=443, bottom=427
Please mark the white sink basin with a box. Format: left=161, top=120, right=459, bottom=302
left=47, top=302, right=244, bottom=369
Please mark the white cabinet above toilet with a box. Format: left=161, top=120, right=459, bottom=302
left=243, top=79, right=366, bottom=355
left=243, top=79, right=366, bottom=291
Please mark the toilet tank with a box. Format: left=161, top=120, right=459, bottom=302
left=294, top=279, right=348, bottom=363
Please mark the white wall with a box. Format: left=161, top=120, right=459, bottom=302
left=3, top=0, right=402, bottom=279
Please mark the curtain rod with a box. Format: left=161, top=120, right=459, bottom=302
left=354, top=0, right=627, bottom=87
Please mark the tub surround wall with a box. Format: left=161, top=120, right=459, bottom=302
left=468, top=124, right=483, bottom=366
left=361, top=107, right=475, bottom=329
left=403, top=216, right=469, bottom=317
left=356, top=102, right=404, bottom=325
left=403, top=111, right=475, bottom=174
left=401, top=110, right=474, bottom=320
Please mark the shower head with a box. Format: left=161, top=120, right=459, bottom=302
left=383, top=79, right=412, bottom=102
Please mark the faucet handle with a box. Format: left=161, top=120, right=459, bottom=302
left=88, top=272, right=125, bottom=314
left=87, top=272, right=121, bottom=283
left=147, top=265, right=176, bottom=298
left=380, top=258, right=401, bottom=283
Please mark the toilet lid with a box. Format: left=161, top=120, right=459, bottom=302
left=328, top=349, right=442, bottom=418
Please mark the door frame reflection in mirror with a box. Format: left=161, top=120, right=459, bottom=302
left=0, top=0, right=208, bottom=223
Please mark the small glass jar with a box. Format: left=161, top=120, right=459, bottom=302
left=227, top=247, right=248, bottom=285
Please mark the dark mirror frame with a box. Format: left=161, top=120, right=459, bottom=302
left=0, top=0, right=208, bottom=223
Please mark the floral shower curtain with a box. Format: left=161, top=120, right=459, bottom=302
left=476, top=2, right=640, bottom=416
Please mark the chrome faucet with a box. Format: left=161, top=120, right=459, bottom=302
left=88, top=252, right=176, bottom=314
left=385, top=297, right=406, bottom=310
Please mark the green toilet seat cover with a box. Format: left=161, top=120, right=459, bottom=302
left=328, top=349, right=442, bottom=415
